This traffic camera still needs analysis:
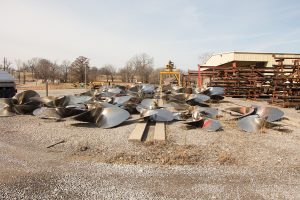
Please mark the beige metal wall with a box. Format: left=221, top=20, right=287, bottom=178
left=203, top=52, right=300, bottom=67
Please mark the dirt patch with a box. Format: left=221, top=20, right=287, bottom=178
left=71, top=141, right=238, bottom=166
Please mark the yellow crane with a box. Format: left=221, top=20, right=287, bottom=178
left=159, top=60, right=181, bottom=86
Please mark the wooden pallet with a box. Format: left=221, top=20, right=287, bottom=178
left=128, top=88, right=166, bottom=142
left=128, top=120, right=148, bottom=142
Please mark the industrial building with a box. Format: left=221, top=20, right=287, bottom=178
left=184, top=51, right=300, bottom=107
left=202, top=51, right=300, bottom=68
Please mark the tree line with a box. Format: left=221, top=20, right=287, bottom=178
left=0, top=53, right=163, bottom=84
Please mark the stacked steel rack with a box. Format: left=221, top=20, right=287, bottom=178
left=185, top=57, right=300, bottom=107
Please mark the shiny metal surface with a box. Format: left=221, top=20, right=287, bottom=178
left=255, top=106, right=284, bottom=122
left=140, top=99, right=157, bottom=110
left=237, top=115, right=265, bottom=132
left=33, top=107, right=62, bottom=119
left=113, top=96, right=131, bottom=106
left=202, top=119, right=222, bottom=131
left=150, top=109, right=174, bottom=122
left=14, top=90, right=40, bottom=104
left=98, top=107, right=130, bottom=128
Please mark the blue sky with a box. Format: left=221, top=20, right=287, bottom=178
left=0, top=0, right=300, bottom=70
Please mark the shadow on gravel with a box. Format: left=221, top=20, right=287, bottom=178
left=70, top=123, right=98, bottom=128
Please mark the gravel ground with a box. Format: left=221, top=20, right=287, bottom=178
left=0, top=90, right=300, bottom=199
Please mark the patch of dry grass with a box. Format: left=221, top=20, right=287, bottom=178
left=218, top=151, right=237, bottom=165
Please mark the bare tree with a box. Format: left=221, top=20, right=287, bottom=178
left=99, top=64, right=116, bottom=83
left=88, top=66, right=99, bottom=82
left=119, top=61, right=137, bottom=83
left=26, top=57, right=40, bottom=81
left=149, top=67, right=163, bottom=84
left=123, top=53, right=154, bottom=83
left=60, top=60, right=70, bottom=82
left=15, top=59, right=23, bottom=83
left=35, top=59, right=55, bottom=82
left=69, top=56, right=89, bottom=83
left=199, top=52, right=214, bottom=65
left=1, top=57, right=12, bottom=71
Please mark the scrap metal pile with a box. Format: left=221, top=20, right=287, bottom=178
left=0, top=84, right=285, bottom=132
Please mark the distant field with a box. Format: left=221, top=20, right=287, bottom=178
left=17, top=83, right=79, bottom=90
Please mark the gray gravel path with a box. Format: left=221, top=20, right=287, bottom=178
left=0, top=90, right=300, bottom=199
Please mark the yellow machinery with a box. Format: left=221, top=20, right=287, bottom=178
left=91, top=81, right=104, bottom=89
left=159, top=60, right=181, bottom=86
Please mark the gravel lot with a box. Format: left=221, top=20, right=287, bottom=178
left=0, top=89, right=300, bottom=199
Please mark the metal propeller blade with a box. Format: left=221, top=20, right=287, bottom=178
left=98, top=107, right=130, bottom=128
left=29, top=96, right=56, bottom=107
left=113, top=96, right=132, bottom=106
left=33, top=107, right=62, bottom=120
left=183, top=118, right=204, bottom=127
left=255, top=107, right=284, bottom=122
left=202, top=118, right=222, bottom=131
left=0, top=98, right=15, bottom=117
left=53, top=95, right=92, bottom=107
left=192, top=107, right=218, bottom=119
left=168, top=102, right=190, bottom=111
left=186, top=94, right=210, bottom=106
left=14, top=90, right=40, bottom=104
left=172, top=86, right=185, bottom=93
left=13, top=104, right=40, bottom=114
left=140, top=99, right=157, bottom=110
left=150, top=109, right=174, bottom=122
left=201, top=87, right=224, bottom=96
left=141, top=84, right=155, bottom=94
left=56, top=107, right=86, bottom=118
left=210, top=95, right=224, bottom=101
left=72, top=107, right=103, bottom=124
left=237, top=115, right=267, bottom=133
left=108, top=87, right=122, bottom=94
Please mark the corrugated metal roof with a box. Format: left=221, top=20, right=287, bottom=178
left=203, top=52, right=300, bottom=67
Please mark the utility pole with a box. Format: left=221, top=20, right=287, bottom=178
left=85, top=63, right=87, bottom=90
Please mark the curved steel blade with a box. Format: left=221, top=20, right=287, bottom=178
left=172, top=86, right=185, bottom=93
left=255, top=107, right=284, bottom=122
left=113, top=96, right=132, bottom=106
left=14, top=104, right=40, bottom=114
left=210, top=95, right=224, bottom=101
left=193, top=107, right=218, bottom=119
left=29, top=96, right=56, bottom=107
left=150, top=109, right=174, bottom=122
left=202, top=87, right=224, bottom=96
left=168, top=102, right=190, bottom=111
left=14, top=90, right=40, bottom=104
left=108, top=87, right=122, bottom=94
left=237, top=115, right=266, bottom=132
left=202, top=118, right=222, bottom=131
left=140, top=99, right=157, bottom=110
left=129, top=85, right=139, bottom=92
left=98, top=107, right=130, bottom=128
left=186, top=94, right=210, bottom=105
left=72, top=107, right=103, bottom=123
left=33, top=107, right=62, bottom=119
left=0, top=98, right=15, bottom=117
left=139, top=108, right=158, bottom=118
left=53, top=95, right=92, bottom=107
left=56, top=107, right=86, bottom=118
left=141, top=84, right=155, bottom=93
left=183, top=118, right=204, bottom=127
